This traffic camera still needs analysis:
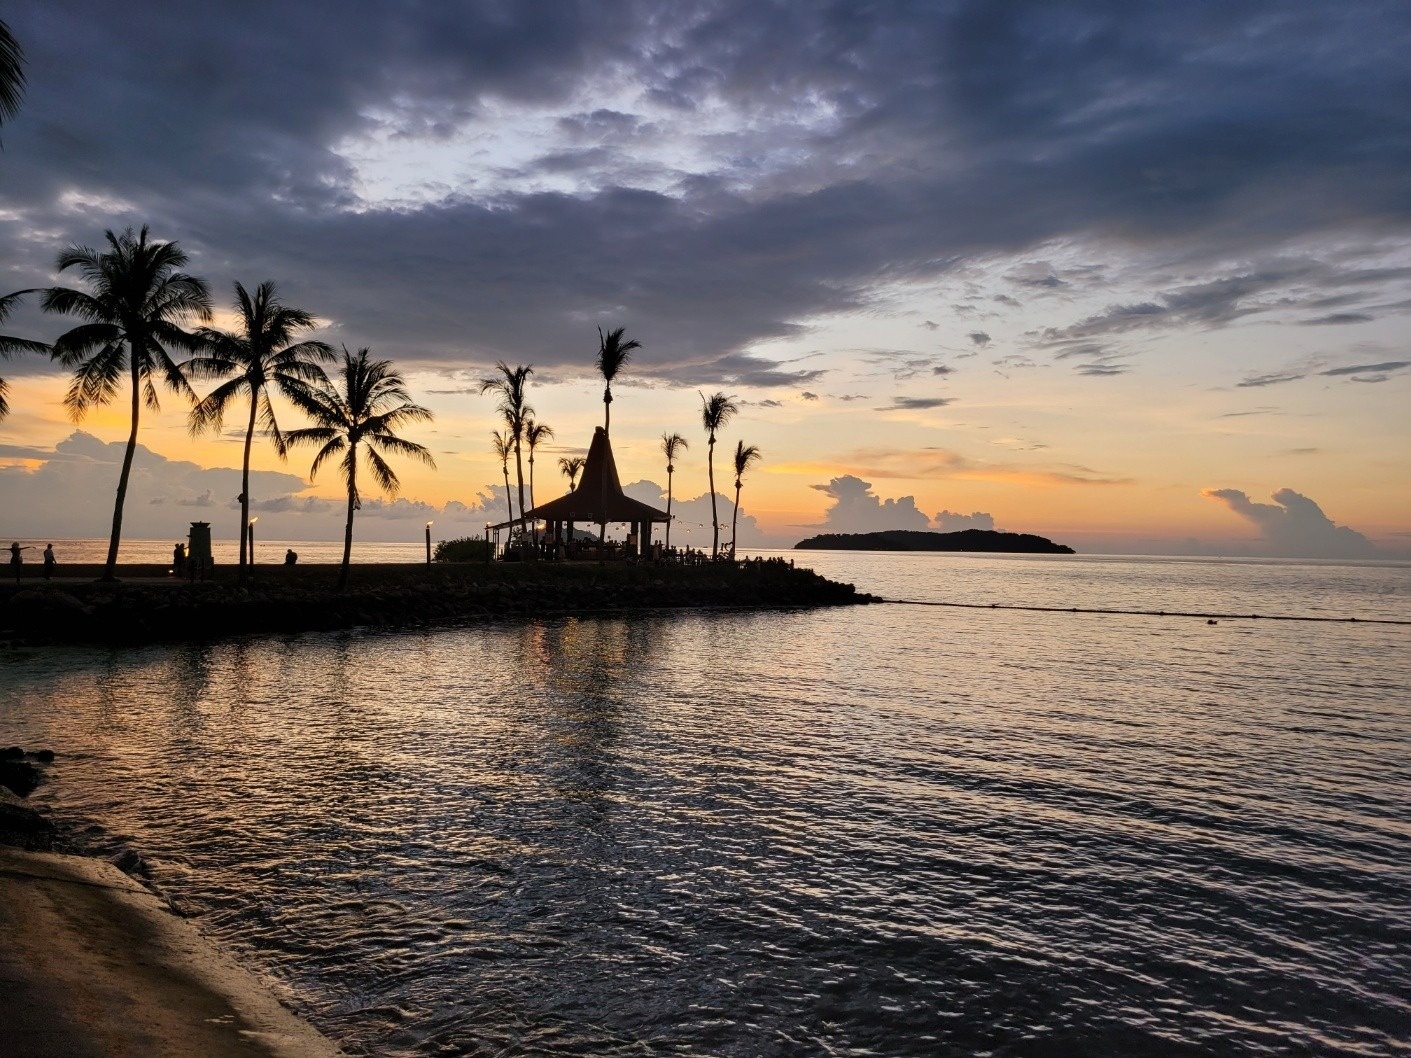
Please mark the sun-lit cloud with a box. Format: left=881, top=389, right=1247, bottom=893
left=1201, top=487, right=1379, bottom=559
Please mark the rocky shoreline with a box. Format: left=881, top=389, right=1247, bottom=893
left=1, top=558, right=879, bottom=646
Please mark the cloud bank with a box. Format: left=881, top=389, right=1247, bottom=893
left=1201, top=487, right=1379, bottom=558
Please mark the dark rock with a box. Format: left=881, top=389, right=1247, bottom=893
left=0, top=758, right=42, bottom=797
left=1, top=746, right=22, bottom=759
left=0, top=788, right=55, bottom=849
left=27, top=749, right=55, bottom=763
left=110, top=848, right=149, bottom=877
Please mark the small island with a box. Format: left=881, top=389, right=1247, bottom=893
left=794, top=529, right=1075, bottom=554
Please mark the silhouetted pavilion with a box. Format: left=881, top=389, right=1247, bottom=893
left=491, top=427, right=669, bottom=557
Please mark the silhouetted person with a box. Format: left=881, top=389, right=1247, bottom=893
left=9, top=542, right=30, bottom=584
left=173, top=542, right=187, bottom=577
left=42, top=544, right=55, bottom=580
left=284, top=548, right=298, bottom=566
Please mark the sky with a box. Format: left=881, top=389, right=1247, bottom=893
left=1, top=1, right=1409, bottom=558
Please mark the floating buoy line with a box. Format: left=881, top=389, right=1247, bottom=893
left=885, top=599, right=1410, bottom=626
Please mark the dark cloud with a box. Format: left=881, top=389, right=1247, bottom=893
left=1237, top=371, right=1305, bottom=388
left=876, top=396, right=954, bottom=411
left=1202, top=487, right=1378, bottom=558
left=1, top=1, right=1407, bottom=386
left=967, top=332, right=990, bottom=347
left=1321, top=360, right=1410, bottom=377
left=1301, top=312, right=1374, bottom=325
left=932, top=365, right=954, bottom=376
left=800, top=391, right=819, bottom=400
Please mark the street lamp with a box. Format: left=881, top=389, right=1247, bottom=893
left=247, top=517, right=258, bottom=565
left=485, top=523, right=492, bottom=564
left=425, top=520, right=434, bottom=566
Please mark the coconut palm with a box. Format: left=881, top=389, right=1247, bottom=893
left=492, top=429, right=515, bottom=527
left=699, top=391, right=738, bottom=558
left=559, top=455, right=585, bottom=489
left=286, top=347, right=434, bottom=590
left=595, top=326, right=640, bottom=436
left=524, top=417, right=554, bottom=537
left=0, top=18, right=25, bottom=131
left=41, top=226, right=212, bottom=579
left=661, top=432, right=688, bottom=549
left=186, top=281, right=333, bottom=580
left=730, top=441, right=762, bottom=560
left=0, top=291, right=49, bottom=420
left=594, top=326, right=640, bottom=553
left=479, top=362, right=533, bottom=553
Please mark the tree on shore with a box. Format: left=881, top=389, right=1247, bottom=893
left=559, top=455, right=584, bottom=490
left=0, top=291, right=49, bottom=420
left=525, top=417, right=554, bottom=535
left=0, top=18, right=26, bottom=133
left=286, top=347, right=434, bottom=590
left=492, top=429, right=515, bottom=527
left=661, top=432, right=688, bottom=549
left=187, top=281, right=333, bottom=581
left=479, top=362, right=533, bottom=554
left=595, top=326, right=639, bottom=552
left=730, top=440, right=762, bottom=559
left=699, top=391, right=738, bottom=559
left=42, top=226, right=212, bottom=580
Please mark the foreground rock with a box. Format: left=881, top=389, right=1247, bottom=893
left=0, top=559, right=876, bottom=646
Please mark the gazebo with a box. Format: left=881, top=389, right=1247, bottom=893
left=491, top=427, right=670, bottom=558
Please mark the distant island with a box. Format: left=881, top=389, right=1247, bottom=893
left=794, top=529, right=1075, bottom=554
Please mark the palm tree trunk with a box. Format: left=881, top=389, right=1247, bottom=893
left=103, top=356, right=143, bottom=580
left=665, top=468, right=674, bottom=549
left=528, top=456, right=538, bottom=547
left=339, top=446, right=356, bottom=591
left=707, top=436, right=719, bottom=559
left=598, top=393, right=610, bottom=560
left=513, top=438, right=530, bottom=560
left=502, top=467, right=513, bottom=525
left=731, top=482, right=742, bottom=561
left=238, top=393, right=257, bottom=581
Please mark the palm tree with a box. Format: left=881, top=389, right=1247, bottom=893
left=41, top=226, right=212, bottom=580
left=479, top=362, right=533, bottom=554
left=0, top=18, right=26, bottom=131
left=286, top=347, right=434, bottom=590
left=559, top=455, right=585, bottom=489
left=0, top=291, right=49, bottom=420
left=661, top=432, right=688, bottom=550
left=187, top=281, right=333, bottom=580
left=699, top=391, right=738, bottom=559
left=730, top=441, right=762, bottom=560
left=524, top=417, right=554, bottom=539
left=595, top=326, right=640, bottom=554
left=595, top=326, right=640, bottom=436
left=492, top=429, right=515, bottom=527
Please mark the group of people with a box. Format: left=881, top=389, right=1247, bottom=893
left=8, top=542, right=57, bottom=583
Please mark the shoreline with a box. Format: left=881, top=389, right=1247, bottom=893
left=0, top=845, right=345, bottom=1058
left=1, top=559, right=879, bottom=646
left=1, top=749, right=345, bottom=1057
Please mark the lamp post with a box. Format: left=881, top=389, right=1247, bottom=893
left=247, top=517, right=258, bottom=565
left=425, top=520, right=433, bottom=566
left=485, top=523, right=492, bottom=564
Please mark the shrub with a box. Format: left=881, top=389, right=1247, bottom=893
left=433, top=537, right=492, bottom=562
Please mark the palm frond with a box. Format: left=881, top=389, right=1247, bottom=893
left=0, top=18, right=27, bottom=125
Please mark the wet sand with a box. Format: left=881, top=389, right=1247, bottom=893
left=0, top=847, right=343, bottom=1058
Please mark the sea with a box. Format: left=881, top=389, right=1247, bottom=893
left=2, top=550, right=1409, bottom=1057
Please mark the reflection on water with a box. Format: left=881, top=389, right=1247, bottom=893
left=2, top=556, right=1410, bottom=1057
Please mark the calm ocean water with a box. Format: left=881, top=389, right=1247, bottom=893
left=2, top=553, right=1409, bottom=1056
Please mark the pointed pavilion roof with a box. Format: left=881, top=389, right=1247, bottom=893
left=490, top=427, right=669, bottom=529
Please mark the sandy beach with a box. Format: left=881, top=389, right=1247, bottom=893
left=0, top=846, right=343, bottom=1058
